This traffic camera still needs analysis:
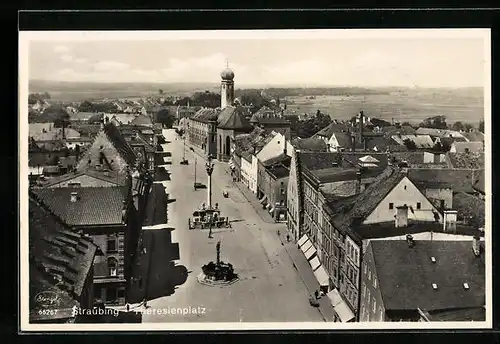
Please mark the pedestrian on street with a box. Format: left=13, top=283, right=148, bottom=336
left=314, top=290, right=319, bottom=299
left=277, top=229, right=280, bottom=236
left=286, top=234, right=290, bottom=242
left=126, top=303, right=130, bottom=312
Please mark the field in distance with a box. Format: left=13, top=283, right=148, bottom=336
left=284, top=87, right=484, bottom=124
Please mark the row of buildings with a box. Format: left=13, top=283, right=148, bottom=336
left=28, top=112, right=169, bottom=323
left=182, top=66, right=486, bottom=322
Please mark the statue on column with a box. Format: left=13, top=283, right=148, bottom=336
left=216, top=240, right=221, bottom=265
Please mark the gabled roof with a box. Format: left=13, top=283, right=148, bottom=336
left=416, top=127, right=466, bottom=139
left=369, top=240, right=485, bottom=312
left=217, top=106, right=252, bottom=130
left=329, top=167, right=408, bottom=230
left=266, top=163, right=290, bottom=179
left=103, top=122, right=137, bottom=167
left=298, top=152, right=342, bottom=171
left=407, top=168, right=478, bottom=193
left=29, top=197, right=97, bottom=299
left=39, top=166, right=128, bottom=187
left=29, top=152, right=60, bottom=167
left=391, top=134, right=435, bottom=149
left=313, top=122, right=350, bottom=138
left=191, top=108, right=220, bottom=123
left=31, top=186, right=128, bottom=227
left=262, top=153, right=291, bottom=167
left=291, top=137, right=328, bottom=152
left=130, top=114, right=153, bottom=127
left=70, top=124, right=101, bottom=137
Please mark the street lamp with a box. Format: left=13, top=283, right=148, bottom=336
left=206, top=154, right=215, bottom=238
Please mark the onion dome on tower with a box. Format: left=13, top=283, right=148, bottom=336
left=220, top=66, right=235, bottom=81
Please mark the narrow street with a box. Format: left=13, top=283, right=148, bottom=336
left=139, top=129, right=323, bottom=322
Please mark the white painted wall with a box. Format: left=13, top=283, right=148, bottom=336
left=363, top=176, right=442, bottom=225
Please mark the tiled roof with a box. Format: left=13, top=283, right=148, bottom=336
left=103, top=122, right=137, bottom=167
left=217, top=106, right=252, bottom=130
left=39, top=166, right=128, bottom=187
left=381, top=125, right=417, bottom=135
left=313, top=122, right=350, bottom=138
left=233, top=127, right=267, bottom=154
left=29, top=123, right=54, bottom=139
left=291, top=137, right=328, bottom=152
left=370, top=240, right=485, bottom=311
left=329, top=167, right=407, bottom=231
left=31, top=186, right=128, bottom=226
left=425, top=307, right=485, bottom=321
left=447, top=152, right=484, bottom=169
left=298, top=152, right=342, bottom=171
left=451, top=142, right=484, bottom=154
left=130, top=114, right=153, bottom=127
left=126, top=134, right=156, bottom=153
left=453, top=192, right=485, bottom=227
left=308, top=167, right=385, bottom=185
left=266, top=163, right=290, bottom=179
left=416, top=127, right=467, bottom=139
left=29, top=197, right=97, bottom=298
left=407, top=168, right=477, bottom=193
left=36, top=141, right=67, bottom=152
left=262, top=153, right=291, bottom=167
left=70, top=124, right=101, bottom=137
left=191, top=108, right=220, bottom=123
left=29, top=152, right=60, bottom=167
left=341, top=152, right=389, bottom=169
left=391, top=134, right=435, bottom=149
left=88, top=113, right=104, bottom=124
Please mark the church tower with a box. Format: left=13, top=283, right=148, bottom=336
left=220, top=63, right=235, bottom=109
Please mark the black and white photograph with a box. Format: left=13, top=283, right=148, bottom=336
left=19, top=29, right=491, bottom=331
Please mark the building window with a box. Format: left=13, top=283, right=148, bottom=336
left=368, top=269, right=371, bottom=280
left=372, top=298, right=377, bottom=312
left=117, top=289, right=125, bottom=299
left=417, top=202, right=421, bottom=210
left=380, top=307, right=384, bottom=321
left=107, top=239, right=117, bottom=253
left=363, top=262, right=367, bottom=274
left=108, top=257, right=118, bottom=276
left=389, top=203, right=394, bottom=210
left=374, top=278, right=378, bottom=289
left=362, top=285, right=366, bottom=298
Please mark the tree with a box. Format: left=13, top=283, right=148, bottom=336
left=463, top=123, right=474, bottom=132
left=297, top=110, right=332, bottom=138
left=452, top=121, right=465, bottom=132
left=401, top=121, right=413, bottom=127
left=159, top=89, right=164, bottom=95
left=45, top=105, right=71, bottom=128
left=479, top=120, right=484, bottom=133
left=403, top=138, right=417, bottom=151
left=419, top=115, right=448, bottom=129
left=155, top=109, right=176, bottom=128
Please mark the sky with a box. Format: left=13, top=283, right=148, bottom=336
left=25, top=30, right=488, bottom=88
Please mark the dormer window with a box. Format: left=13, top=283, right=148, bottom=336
left=430, top=256, right=436, bottom=263
left=432, top=283, right=438, bottom=290
left=463, top=283, right=470, bottom=290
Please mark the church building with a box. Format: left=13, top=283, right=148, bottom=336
left=187, top=65, right=252, bottom=161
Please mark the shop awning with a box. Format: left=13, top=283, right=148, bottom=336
left=300, top=240, right=313, bottom=253
left=304, top=245, right=317, bottom=260
left=309, top=256, right=321, bottom=271
left=269, top=207, right=274, bottom=214
left=327, top=289, right=355, bottom=322
left=260, top=195, right=268, bottom=204
left=313, top=265, right=330, bottom=287
left=266, top=203, right=271, bottom=209
left=298, top=234, right=309, bottom=247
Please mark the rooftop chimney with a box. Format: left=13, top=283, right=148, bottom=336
left=95, top=164, right=102, bottom=171
left=395, top=205, right=409, bottom=228
left=443, top=210, right=457, bottom=232
left=355, top=171, right=362, bottom=194
left=406, top=234, right=415, bottom=248
left=70, top=192, right=78, bottom=202
left=472, top=235, right=481, bottom=257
